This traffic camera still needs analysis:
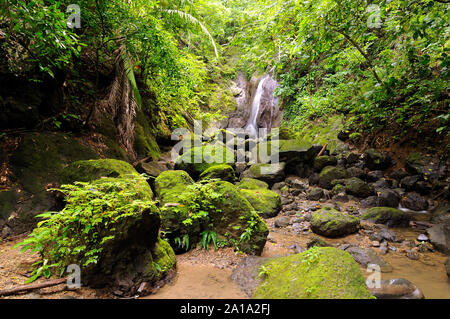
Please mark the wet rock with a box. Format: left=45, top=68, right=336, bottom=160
left=231, top=256, right=269, bottom=297
left=370, top=228, right=397, bottom=243
left=373, top=178, right=391, bottom=190
left=318, top=166, right=348, bottom=190
left=346, top=167, right=365, bottom=179
left=332, top=193, right=349, bottom=203
left=364, top=149, right=392, bottom=171
left=306, top=236, right=331, bottom=248
left=389, top=169, right=409, bottom=182
left=406, top=249, right=420, bottom=260
left=274, top=216, right=291, bottom=228
left=310, top=206, right=360, bottom=238
left=445, top=257, right=450, bottom=277
left=344, top=246, right=393, bottom=272
left=361, top=207, right=412, bottom=228
left=426, top=224, right=450, bottom=254
left=400, top=175, right=420, bottom=191
left=366, top=170, right=385, bottom=182
left=368, top=278, right=424, bottom=299
left=345, top=153, right=360, bottom=165
left=415, top=181, right=432, bottom=195
left=400, top=192, right=429, bottom=211
left=306, top=188, right=324, bottom=201
left=308, top=173, right=320, bottom=186
left=377, top=189, right=400, bottom=208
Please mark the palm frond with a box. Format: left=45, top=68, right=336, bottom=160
left=165, top=9, right=219, bottom=59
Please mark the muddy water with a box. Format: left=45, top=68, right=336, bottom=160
left=145, top=262, right=246, bottom=299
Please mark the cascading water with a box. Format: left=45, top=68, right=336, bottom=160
left=245, top=75, right=269, bottom=137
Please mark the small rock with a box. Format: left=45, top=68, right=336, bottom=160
left=417, top=234, right=429, bottom=242
left=274, top=217, right=291, bottom=228
left=368, top=278, right=424, bottom=299
left=406, top=249, right=420, bottom=260
left=372, top=241, right=380, bottom=247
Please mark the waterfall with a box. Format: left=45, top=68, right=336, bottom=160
left=245, top=75, right=269, bottom=137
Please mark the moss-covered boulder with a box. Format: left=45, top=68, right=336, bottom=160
left=364, top=149, right=392, bottom=171
left=175, top=143, right=236, bottom=178
left=361, top=207, right=412, bottom=227
left=199, top=181, right=269, bottom=255
left=61, top=159, right=139, bottom=184
left=332, top=177, right=374, bottom=198
left=154, top=170, right=194, bottom=205
left=318, top=166, right=349, bottom=190
left=199, top=164, right=236, bottom=183
left=241, top=163, right=286, bottom=186
left=239, top=188, right=282, bottom=218
left=236, top=178, right=269, bottom=190
left=310, top=207, right=360, bottom=237
left=314, top=156, right=338, bottom=172
left=254, top=247, right=373, bottom=299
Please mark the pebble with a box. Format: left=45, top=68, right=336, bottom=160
left=417, top=234, right=429, bottom=242
left=372, top=241, right=380, bottom=247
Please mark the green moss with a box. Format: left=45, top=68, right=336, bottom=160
left=310, top=206, right=360, bottom=237
left=319, top=166, right=349, bottom=189
left=254, top=247, right=374, bottom=299
left=199, top=164, right=236, bottom=183
left=154, top=170, right=194, bottom=205
left=295, top=115, right=346, bottom=154
left=10, top=133, right=98, bottom=198
left=361, top=207, right=411, bottom=227
left=151, top=237, right=177, bottom=278
left=96, top=115, right=130, bottom=161
left=175, top=143, right=235, bottom=178
left=134, top=110, right=161, bottom=160
left=239, top=189, right=282, bottom=218
left=236, top=178, right=269, bottom=190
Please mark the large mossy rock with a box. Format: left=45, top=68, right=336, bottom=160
left=361, top=207, right=412, bottom=227
left=175, top=143, right=235, bottom=178
left=241, top=163, right=286, bottom=186
left=239, top=188, right=282, bottom=219
left=199, top=164, right=236, bottom=183
left=310, top=206, right=360, bottom=237
left=254, top=247, right=373, bottom=299
left=314, top=155, right=338, bottom=172
left=318, top=166, right=348, bottom=189
left=35, top=177, right=173, bottom=296
left=201, top=181, right=269, bottom=255
left=154, top=170, right=194, bottom=204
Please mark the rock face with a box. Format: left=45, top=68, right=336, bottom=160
left=426, top=224, right=450, bottom=254
left=368, top=278, right=424, bottom=299
left=364, top=149, right=392, bottom=170
left=253, top=247, right=373, bottom=299
left=310, top=207, right=360, bottom=238
left=405, top=153, right=447, bottom=182
left=198, top=164, right=236, bottom=183
left=344, top=246, right=393, bottom=273
left=318, top=166, right=348, bottom=189
left=362, top=207, right=412, bottom=227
